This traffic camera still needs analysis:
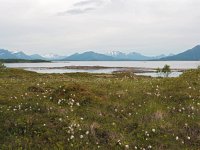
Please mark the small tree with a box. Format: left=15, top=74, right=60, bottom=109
left=162, top=64, right=171, bottom=77
left=155, top=65, right=171, bottom=77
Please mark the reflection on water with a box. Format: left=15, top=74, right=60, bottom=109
left=135, top=72, right=183, bottom=78
left=5, top=61, right=200, bottom=69
left=25, top=68, right=183, bottom=77
left=25, top=68, right=120, bottom=74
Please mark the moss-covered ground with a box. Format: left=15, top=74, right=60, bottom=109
left=0, top=68, right=200, bottom=149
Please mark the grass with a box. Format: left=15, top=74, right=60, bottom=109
left=0, top=68, right=200, bottom=149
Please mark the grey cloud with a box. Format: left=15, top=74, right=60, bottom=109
left=1, top=0, right=200, bottom=55
left=58, top=7, right=95, bottom=15
left=57, top=0, right=104, bottom=15
left=73, top=0, right=104, bottom=6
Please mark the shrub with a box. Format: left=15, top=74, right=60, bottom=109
left=156, top=65, right=171, bottom=77
left=162, top=64, right=171, bottom=77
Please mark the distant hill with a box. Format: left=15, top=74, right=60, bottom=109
left=160, top=45, right=200, bottom=61
left=62, top=51, right=116, bottom=61
left=0, top=49, right=35, bottom=60
left=0, top=49, right=47, bottom=60
left=12, top=51, right=33, bottom=60
left=0, top=49, right=18, bottom=59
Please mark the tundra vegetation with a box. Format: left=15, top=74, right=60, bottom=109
left=0, top=67, right=200, bottom=149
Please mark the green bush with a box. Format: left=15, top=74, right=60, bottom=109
left=156, top=65, right=171, bottom=77
left=162, top=64, right=171, bottom=77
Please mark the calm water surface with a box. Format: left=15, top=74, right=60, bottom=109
left=5, top=61, right=200, bottom=69
left=5, top=61, right=200, bottom=77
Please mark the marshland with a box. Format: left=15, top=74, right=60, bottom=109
left=0, top=65, right=200, bottom=149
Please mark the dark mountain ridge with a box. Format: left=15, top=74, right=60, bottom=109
left=62, top=51, right=116, bottom=61
left=160, top=45, right=200, bottom=61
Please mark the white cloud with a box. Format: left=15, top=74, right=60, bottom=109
left=0, top=0, right=200, bottom=55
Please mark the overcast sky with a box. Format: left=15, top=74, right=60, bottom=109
left=0, top=0, right=200, bottom=56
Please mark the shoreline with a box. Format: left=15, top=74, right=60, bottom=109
left=14, top=65, right=187, bottom=74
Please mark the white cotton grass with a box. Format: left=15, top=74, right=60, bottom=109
left=70, top=135, right=74, bottom=140
left=148, top=145, right=152, bottom=149
left=85, top=131, right=89, bottom=135
left=176, top=136, right=179, bottom=140
left=125, top=145, right=129, bottom=149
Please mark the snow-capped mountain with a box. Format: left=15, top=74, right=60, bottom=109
left=0, top=49, right=65, bottom=60
left=1, top=46, right=198, bottom=61
left=107, top=51, right=151, bottom=60
left=41, top=53, right=65, bottom=60
left=12, top=51, right=32, bottom=60
left=0, top=49, right=45, bottom=60
left=107, top=51, right=125, bottom=57
left=107, top=51, right=170, bottom=60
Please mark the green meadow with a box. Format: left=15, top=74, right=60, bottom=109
left=0, top=68, right=200, bottom=149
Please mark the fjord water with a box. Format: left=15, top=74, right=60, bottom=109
left=5, top=61, right=200, bottom=77
left=5, top=61, right=200, bottom=68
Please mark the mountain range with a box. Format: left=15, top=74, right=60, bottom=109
left=0, top=45, right=200, bottom=61
left=106, top=51, right=171, bottom=60
left=61, top=51, right=170, bottom=61
left=0, top=49, right=62, bottom=60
